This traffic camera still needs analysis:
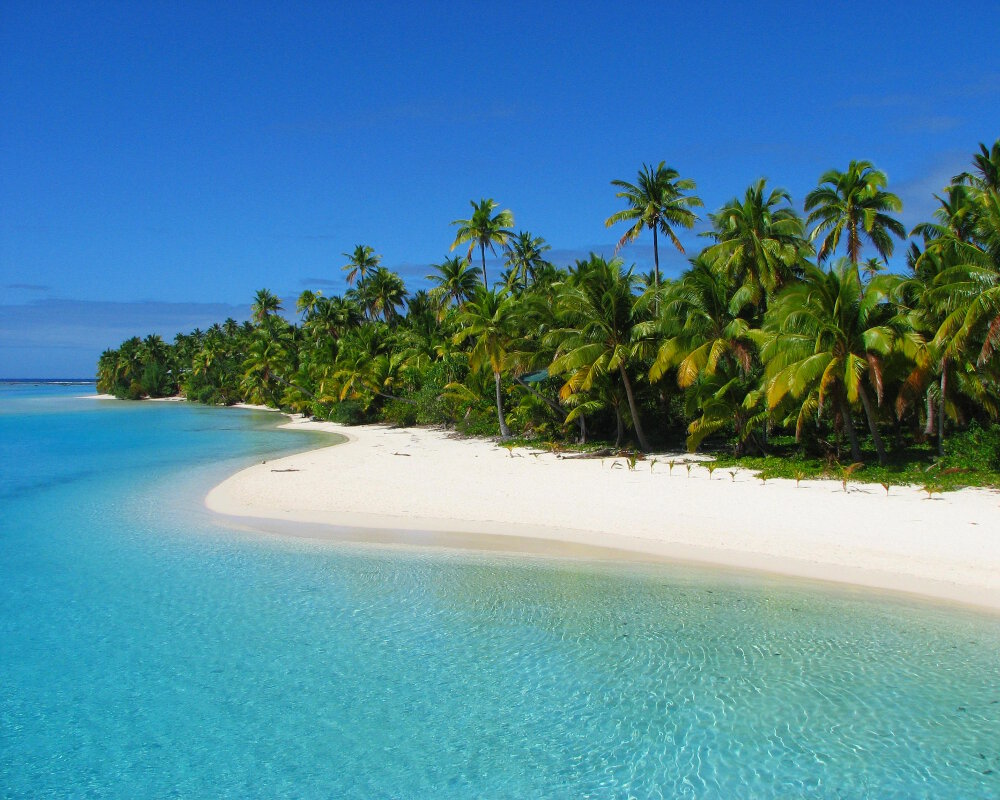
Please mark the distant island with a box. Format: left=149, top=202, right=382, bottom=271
left=98, top=140, right=1000, bottom=489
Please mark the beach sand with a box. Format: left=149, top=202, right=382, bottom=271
left=204, top=414, right=1000, bottom=612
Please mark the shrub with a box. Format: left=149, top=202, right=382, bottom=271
left=328, top=400, right=367, bottom=425
left=381, top=399, right=418, bottom=427
left=945, top=420, right=1000, bottom=472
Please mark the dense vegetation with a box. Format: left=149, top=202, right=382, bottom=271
left=98, top=140, right=1000, bottom=485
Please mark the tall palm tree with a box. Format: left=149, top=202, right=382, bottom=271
left=366, top=267, right=407, bottom=324
left=804, top=160, right=905, bottom=266
left=911, top=184, right=978, bottom=246
left=450, top=198, right=514, bottom=290
left=758, top=260, right=897, bottom=464
left=251, top=288, right=282, bottom=327
left=549, top=256, right=654, bottom=451
left=296, top=289, right=322, bottom=320
left=309, top=295, right=362, bottom=341
left=453, top=286, right=519, bottom=438
left=954, top=138, right=1000, bottom=191
left=503, top=231, right=551, bottom=292
left=427, top=255, right=480, bottom=311
left=342, top=245, right=381, bottom=313
left=605, top=161, right=702, bottom=293
left=702, top=179, right=807, bottom=309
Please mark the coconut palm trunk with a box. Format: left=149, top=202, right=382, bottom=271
left=938, top=365, right=947, bottom=457
left=480, top=242, right=488, bottom=289
left=857, top=383, right=887, bottom=465
left=839, top=395, right=863, bottom=462
left=619, top=364, right=651, bottom=451
left=494, top=371, right=511, bottom=439
left=652, top=227, right=660, bottom=293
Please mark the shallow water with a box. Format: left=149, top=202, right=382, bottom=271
left=2, top=384, right=999, bottom=798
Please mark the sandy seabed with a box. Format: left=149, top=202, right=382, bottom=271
left=204, top=411, right=1000, bottom=613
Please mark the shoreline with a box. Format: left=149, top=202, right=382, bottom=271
left=205, top=413, right=1000, bottom=614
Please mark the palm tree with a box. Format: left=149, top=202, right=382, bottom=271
left=644, top=257, right=762, bottom=453
left=296, top=289, right=322, bottom=320
left=450, top=198, right=514, bottom=289
left=549, top=256, right=654, bottom=451
left=605, top=162, right=702, bottom=292
left=366, top=267, right=407, bottom=323
left=309, top=295, right=363, bottom=341
left=427, top=255, right=480, bottom=311
left=861, top=258, right=887, bottom=282
left=702, top=179, right=807, bottom=308
left=926, top=189, right=1000, bottom=373
left=503, top=231, right=551, bottom=292
left=759, top=260, right=897, bottom=464
left=804, top=160, right=906, bottom=266
left=453, top=286, right=519, bottom=438
left=342, top=245, right=381, bottom=312
left=251, top=288, right=283, bottom=335
left=96, top=349, right=118, bottom=394
left=911, top=184, right=978, bottom=246
left=954, top=138, right=1000, bottom=191
left=241, top=333, right=292, bottom=406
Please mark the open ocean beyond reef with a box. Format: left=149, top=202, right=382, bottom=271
left=2, top=382, right=999, bottom=799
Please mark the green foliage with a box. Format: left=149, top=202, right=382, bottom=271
left=93, top=138, right=1000, bottom=488
left=328, top=400, right=366, bottom=425
left=944, top=420, right=1000, bottom=472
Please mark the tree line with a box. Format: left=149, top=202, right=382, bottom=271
left=98, top=139, right=1000, bottom=471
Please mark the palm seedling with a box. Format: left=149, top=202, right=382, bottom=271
left=840, top=462, right=864, bottom=493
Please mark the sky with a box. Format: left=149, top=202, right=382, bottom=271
left=2, top=1, right=999, bottom=377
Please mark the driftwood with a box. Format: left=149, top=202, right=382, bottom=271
left=270, top=468, right=300, bottom=472
left=556, top=448, right=616, bottom=460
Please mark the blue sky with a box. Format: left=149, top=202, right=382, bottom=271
left=2, top=1, right=999, bottom=377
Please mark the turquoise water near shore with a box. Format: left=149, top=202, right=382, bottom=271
left=2, top=384, right=999, bottom=798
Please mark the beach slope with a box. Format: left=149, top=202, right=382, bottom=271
left=206, top=418, right=1000, bottom=611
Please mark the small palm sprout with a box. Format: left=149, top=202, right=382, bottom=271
left=881, top=481, right=891, bottom=497
left=729, top=470, right=737, bottom=482
left=794, top=470, right=807, bottom=488
left=650, top=458, right=658, bottom=473
left=686, top=463, right=692, bottom=478
left=668, top=459, right=677, bottom=475
left=707, top=463, right=717, bottom=480
left=502, top=443, right=516, bottom=458
left=626, top=452, right=638, bottom=471
left=922, top=483, right=942, bottom=500
left=841, top=462, right=864, bottom=493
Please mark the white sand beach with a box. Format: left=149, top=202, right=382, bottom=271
left=205, top=414, right=1000, bottom=612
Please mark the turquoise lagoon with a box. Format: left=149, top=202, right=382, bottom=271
left=1, top=383, right=999, bottom=799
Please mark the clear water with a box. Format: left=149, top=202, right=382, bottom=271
left=2, top=384, right=999, bottom=799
